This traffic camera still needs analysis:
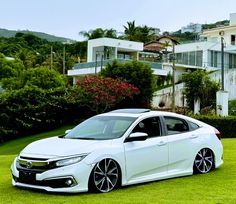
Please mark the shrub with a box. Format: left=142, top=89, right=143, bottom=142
left=76, top=76, right=140, bottom=113
left=0, top=86, right=72, bottom=142
left=182, top=70, right=219, bottom=111
left=100, top=60, right=156, bottom=106
left=229, top=100, right=236, bottom=116
left=0, top=76, right=140, bottom=142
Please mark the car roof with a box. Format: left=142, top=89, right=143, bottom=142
left=100, top=109, right=178, bottom=118
left=100, top=109, right=207, bottom=127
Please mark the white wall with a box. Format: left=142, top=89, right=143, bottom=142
left=152, top=83, right=184, bottom=108
left=210, top=69, right=236, bottom=99
left=152, top=69, right=236, bottom=109
left=87, top=38, right=143, bottom=62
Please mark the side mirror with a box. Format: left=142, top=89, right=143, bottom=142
left=125, top=132, right=148, bottom=142
left=65, top=129, right=71, bottom=134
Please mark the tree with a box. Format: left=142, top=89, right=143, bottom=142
left=79, top=28, right=117, bottom=40
left=123, top=21, right=156, bottom=43
left=2, top=66, right=66, bottom=90
left=182, top=70, right=220, bottom=111
left=100, top=60, right=157, bottom=106
left=0, top=54, right=25, bottom=80
left=136, top=25, right=155, bottom=43
left=123, top=20, right=137, bottom=41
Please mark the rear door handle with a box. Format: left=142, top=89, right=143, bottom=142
left=189, top=134, right=198, bottom=139
left=157, top=141, right=167, bottom=146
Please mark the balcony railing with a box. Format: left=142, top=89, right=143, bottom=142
left=73, top=59, right=162, bottom=70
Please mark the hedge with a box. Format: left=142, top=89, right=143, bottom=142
left=194, top=115, right=236, bottom=138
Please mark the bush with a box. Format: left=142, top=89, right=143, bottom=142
left=100, top=60, right=156, bottom=106
left=182, top=70, right=219, bottom=111
left=0, top=86, right=74, bottom=142
left=76, top=76, right=140, bottom=113
left=229, top=100, right=236, bottom=116
left=0, top=76, right=140, bottom=142
left=194, top=115, right=236, bottom=138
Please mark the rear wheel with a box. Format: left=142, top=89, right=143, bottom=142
left=90, top=158, right=120, bottom=193
left=194, top=148, right=214, bottom=174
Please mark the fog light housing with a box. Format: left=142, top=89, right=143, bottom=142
left=44, top=176, right=77, bottom=188
left=65, top=179, right=73, bottom=186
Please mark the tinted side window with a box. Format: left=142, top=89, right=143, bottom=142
left=132, top=117, right=161, bottom=137
left=189, top=121, right=200, bottom=130
left=164, top=117, right=189, bottom=135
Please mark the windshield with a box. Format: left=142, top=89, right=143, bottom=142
left=65, top=116, right=137, bottom=140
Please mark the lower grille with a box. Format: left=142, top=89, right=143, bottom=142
left=13, top=173, right=77, bottom=188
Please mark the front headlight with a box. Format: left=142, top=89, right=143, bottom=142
left=55, top=155, right=87, bottom=167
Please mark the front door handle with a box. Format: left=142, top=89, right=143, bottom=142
left=157, top=141, right=167, bottom=146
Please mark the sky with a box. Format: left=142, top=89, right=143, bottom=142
left=0, top=0, right=236, bottom=41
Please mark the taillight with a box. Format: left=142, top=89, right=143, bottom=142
left=214, top=128, right=221, bottom=140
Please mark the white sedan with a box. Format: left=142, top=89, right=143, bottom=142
left=11, top=109, right=223, bottom=193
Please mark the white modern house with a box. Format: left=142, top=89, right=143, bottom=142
left=68, top=38, right=168, bottom=83
left=153, top=13, right=236, bottom=112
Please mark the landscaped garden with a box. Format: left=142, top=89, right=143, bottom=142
left=1, top=35, right=236, bottom=203
left=0, top=126, right=235, bottom=204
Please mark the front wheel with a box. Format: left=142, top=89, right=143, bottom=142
left=90, top=158, right=120, bottom=193
left=194, top=148, right=214, bottom=174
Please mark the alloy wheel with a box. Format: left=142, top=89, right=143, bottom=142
left=194, top=148, right=214, bottom=173
left=93, top=159, right=119, bottom=193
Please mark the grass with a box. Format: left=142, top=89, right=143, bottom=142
left=0, top=127, right=236, bottom=203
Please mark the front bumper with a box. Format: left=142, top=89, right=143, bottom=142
left=11, top=157, right=92, bottom=193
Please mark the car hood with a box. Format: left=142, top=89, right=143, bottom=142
left=21, top=136, right=113, bottom=158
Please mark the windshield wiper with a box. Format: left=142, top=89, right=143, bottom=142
left=75, top=137, right=96, bottom=140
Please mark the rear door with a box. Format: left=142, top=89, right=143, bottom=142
left=163, top=116, right=201, bottom=174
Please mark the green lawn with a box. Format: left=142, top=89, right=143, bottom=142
left=0, top=128, right=236, bottom=204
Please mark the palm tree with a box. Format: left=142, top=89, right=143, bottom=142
left=136, top=25, right=155, bottom=43
left=123, top=20, right=137, bottom=41
left=104, top=29, right=117, bottom=38
left=79, top=28, right=117, bottom=40
left=79, top=28, right=105, bottom=40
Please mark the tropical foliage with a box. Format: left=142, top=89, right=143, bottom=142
left=182, top=70, right=220, bottom=111
left=79, top=28, right=117, bottom=40
left=123, top=20, right=156, bottom=43
left=0, top=33, right=84, bottom=72
left=1, top=66, right=66, bottom=90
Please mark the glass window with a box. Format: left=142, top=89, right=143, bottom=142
left=189, top=121, right=199, bottom=130
left=164, top=117, right=189, bottom=135
left=210, top=51, right=218, bottom=68
left=231, top=35, right=235, bottom=45
left=196, top=51, right=203, bottom=66
left=65, top=116, right=136, bottom=140
left=189, top=51, right=195, bottom=66
left=132, top=117, right=161, bottom=137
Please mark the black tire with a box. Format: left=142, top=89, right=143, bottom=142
left=193, top=148, right=214, bottom=174
left=89, top=158, right=120, bottom=193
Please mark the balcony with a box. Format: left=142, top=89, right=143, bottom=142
left=73, top=59, right=162, bottom=70
left=68, top=59, right=166, bottom=77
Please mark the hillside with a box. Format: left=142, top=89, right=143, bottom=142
left=0, top=28, right=75, bottom=43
